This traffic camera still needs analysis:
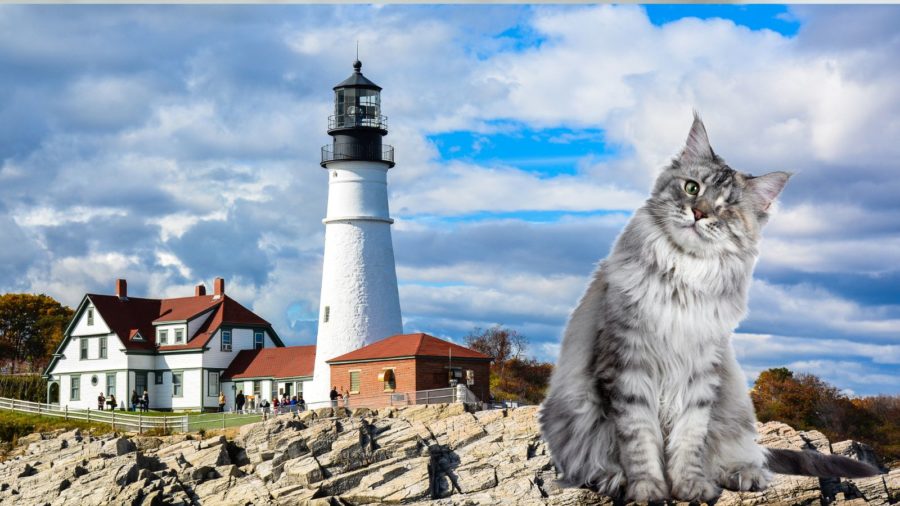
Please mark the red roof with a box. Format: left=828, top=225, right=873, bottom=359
left=87, top=293, right=274, bottom=351
left=326, top=333, right=491, bottom=364
left=153, top=295, right=220, bottom=323
left=223, top=346, right=316, bottom=380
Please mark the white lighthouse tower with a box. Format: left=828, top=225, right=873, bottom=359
left=308, top=60, right=403, bottom=403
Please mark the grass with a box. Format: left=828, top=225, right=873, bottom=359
left=70, top=407, right=265, bottom=432
left=0, top=407, right=267, bottom=446
left=0, top=410, right=112, bottom=446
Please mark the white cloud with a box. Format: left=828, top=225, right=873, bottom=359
left=1, top=5, right=899, bottom=396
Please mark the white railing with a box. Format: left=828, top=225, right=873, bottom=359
left=0, top=386, right=483, bottom=434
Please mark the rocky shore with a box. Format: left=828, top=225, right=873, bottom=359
left=0, top=404, right=896, bottom=505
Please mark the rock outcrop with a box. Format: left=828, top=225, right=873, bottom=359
left=0, top=405, right=896, bottom=505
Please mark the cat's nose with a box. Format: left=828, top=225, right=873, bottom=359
left=692, top=207, right=707, bottom=221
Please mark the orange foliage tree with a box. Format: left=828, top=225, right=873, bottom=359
left=752, top=367, right=899, bottom=464
left=464, top=325, right=553, bottom=405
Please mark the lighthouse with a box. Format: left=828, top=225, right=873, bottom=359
left=308, top=60, right=404, bottom=403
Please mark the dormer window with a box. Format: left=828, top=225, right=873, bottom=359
left=175, top=329, right=184, bottom=344
left=158, top=329, right=168, bottom=345
left=221, top=330, right=232, bottom=352
left=254, top=331, right=264, bottom=350
left=87, top=308, right=94, bottom=326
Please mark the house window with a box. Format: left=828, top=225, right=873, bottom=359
left=221, top=330, right=232, bottom=352
left=382, top=369, right=396, bottom=392
left=174, top=329, right=184, bottom=344
left=350, top=371, right=360, bottom=394
left=158, top=329, right=168, bottom=345
left=253, top=380, right=261, bottom=399
left=323, top=306, right=330, bottom=323
left=99, top=337, right=107, bottom=359
left=80, top=338, right=88, bottom=360
left=208, top=371, right=219, bottom=397
left=284, top=382, right=292, bottom=397
left=135, top=372, right=147, bottom=396
left=172, top=371, right=183, bottom=397
left=87, top=308, right=94, bottom=326
left=254, top=331, right=264, bottom=350
left=106, top=373, right=116, bottom=397
left=70, top=375, right=80, bottom=401
left=155, top=371, right=163, bottom=385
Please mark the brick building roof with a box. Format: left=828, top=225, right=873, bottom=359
left=326, top=333, right=491, bottom=364
left=223, top=346, right=316, bottom=380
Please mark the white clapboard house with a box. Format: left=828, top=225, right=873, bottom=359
left=44, top=278, right=316, bottom=411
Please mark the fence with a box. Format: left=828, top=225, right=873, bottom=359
left=0, top=385, right=482, bottom=434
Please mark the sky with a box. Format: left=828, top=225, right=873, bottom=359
left=1, top=4, right=898, bottom=396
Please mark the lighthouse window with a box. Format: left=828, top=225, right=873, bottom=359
left=323, top=306, right=330, bottom=323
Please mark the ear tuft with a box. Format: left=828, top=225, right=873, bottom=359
left=747, top=171, right=792, bottom=212
left=679, top=111, right=715, bottom=165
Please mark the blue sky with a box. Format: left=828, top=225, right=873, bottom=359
left=1, top=5, right=898, bottom=396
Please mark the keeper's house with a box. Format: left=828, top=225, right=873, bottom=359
left=42, top=278, right=308, bottom=411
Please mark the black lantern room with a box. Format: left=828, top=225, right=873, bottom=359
left=321, top=60, right=395, bottom=168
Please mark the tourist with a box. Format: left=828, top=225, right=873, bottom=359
left=218, top=391, right=225, bottom=412
left=298, top=394, right=306, bottom=412
left=97, top=392, right=105, bottom=410
left=343, top=388, right=350, bottom=408
left=142, top=390, right=149, bottom=412
left=236, top=390, right=245, bottom=414
left=329, top=386, right=339, bottom=408
left=260, top=398, right=270, bottom=420
left=290, top=395, right=297, bottom=412
left=130, top=390, right=139, bottom=412
left=272, top=397, right=280, bottom=414
left=108, top=393, right=117, bottom=411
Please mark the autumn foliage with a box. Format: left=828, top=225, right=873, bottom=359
left=752, top=367, right=900, bottom=464
left=464, top=326, right=553, bottom=405
left=0, top=293, right=73, bottom=373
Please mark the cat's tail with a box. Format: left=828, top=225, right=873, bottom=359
left=765, top=448, right=881, bottom=478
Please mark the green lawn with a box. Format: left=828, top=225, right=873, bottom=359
left=0, top=409, right=112, bottom=443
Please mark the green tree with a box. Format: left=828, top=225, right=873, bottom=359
left=0, top=294, right=74, bottom=373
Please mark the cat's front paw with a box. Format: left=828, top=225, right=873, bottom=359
left=719, top=464, right=772, bottom=492
left=671, top=477, right=721, bottom=503
left=626, top=478, right=669, bottom=503
left=587, top=470, right=627, bottom=497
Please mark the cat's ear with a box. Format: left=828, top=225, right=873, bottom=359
left=746, top=171, right=792, bottom=212
left=678, top=112, right=715, bottom=165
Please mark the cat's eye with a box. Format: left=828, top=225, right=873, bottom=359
left=684, top=180, right=700, bottom=195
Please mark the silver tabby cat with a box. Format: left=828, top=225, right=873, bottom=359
left=539, top=115, right=878, bottom=503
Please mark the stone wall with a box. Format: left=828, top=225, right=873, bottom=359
left=0, top=405, right=896, bottom=505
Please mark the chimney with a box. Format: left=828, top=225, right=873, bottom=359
left=116, top=279, right=128, bottom=299
left=214, top=277, right=225, bottom=297
left=195, top=284, right=207, bottom=296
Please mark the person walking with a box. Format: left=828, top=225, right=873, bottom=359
left=141, top=390, right=149, bottom=412
left=343, top=388, right=350, bottom=408
left=236, top=390, right=245, bottom=413
left=218, top=391, right=226, bottom=412
left=329, top=386, right=339, bottom=408
left=260, top=398, right=270, bottom=420
left=97, top=392, right=105, bottom=411
left=130, top=390, right=139, bottom=412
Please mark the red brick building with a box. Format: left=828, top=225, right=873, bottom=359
left=327, top=333, right=491, bottom=405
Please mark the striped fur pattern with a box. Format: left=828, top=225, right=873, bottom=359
left=540, top=114, right=795, bottom=502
